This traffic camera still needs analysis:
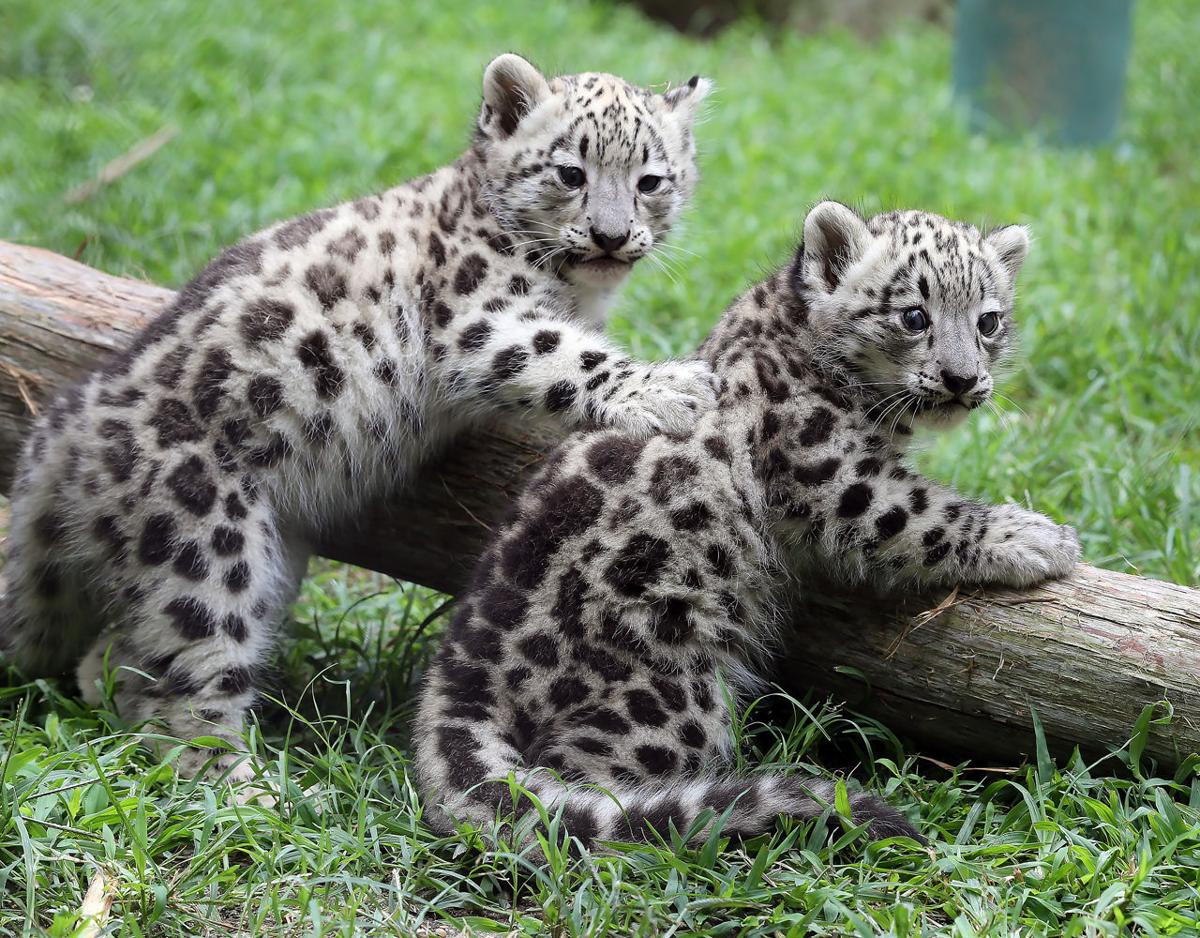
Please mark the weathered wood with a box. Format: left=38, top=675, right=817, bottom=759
left=2, top=239, right=1198, bottom=768
left=0, top=243, right=175, bottom=490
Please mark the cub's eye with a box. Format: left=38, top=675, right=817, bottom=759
left=978, top=311, right=1000, bottom=336
left=901, top=308, right=928, bottom=332
left=637, top=174, right=663, bottom=194
left=557, top=166, right=586, bottom=188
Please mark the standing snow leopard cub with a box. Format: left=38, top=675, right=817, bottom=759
left=0, top=55, right=717, bottom=786
left=415, top=203, right=1079, bottom=849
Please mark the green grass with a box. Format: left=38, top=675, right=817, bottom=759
left=2, top=0, right=1199, bottom=934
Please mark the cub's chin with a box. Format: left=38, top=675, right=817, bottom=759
left=564, top=255, right=635, bottom=288
left=912, top=398, right=976, bottom=432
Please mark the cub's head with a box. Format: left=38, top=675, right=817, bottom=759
left=476, top=53, right=710, bottom=288
left=797, top=202, right=1030, bottom=431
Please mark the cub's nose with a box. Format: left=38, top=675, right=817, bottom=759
left=590, top=228, right=629, bottom=253
left=940, top=370, right=979, bottom=395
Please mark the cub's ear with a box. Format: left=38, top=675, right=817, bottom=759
left=480, top=53, right=552, bottom=139
left=985, top=224, right=1031, bottom=281
left=663, top=75, right=714, bottom=117
left=801, top=201, right=871, bottom=292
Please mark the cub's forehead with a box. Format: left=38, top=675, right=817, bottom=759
left=870, top=210, right=983, bottom=252
left=867, top=211, right=1009, bottom=307
left=547, top=72, right=678, bottom=162
left=552, top=72, right=656, bottom=111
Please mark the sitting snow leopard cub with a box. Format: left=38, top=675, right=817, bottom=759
left=0, top=54, right=717, bottom=785
left=415, top=202, right=1079, bottom=848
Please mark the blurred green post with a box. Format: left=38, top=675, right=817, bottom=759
left=953, top=0, right=1134, bottom=145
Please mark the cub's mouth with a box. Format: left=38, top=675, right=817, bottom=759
left=566, top=254, right=635, bottom=281
left=568, top=253, right=632, bottom=271
left=908, top=394, right=984, bottom=430
left=914, top=396, right=981, bottom=414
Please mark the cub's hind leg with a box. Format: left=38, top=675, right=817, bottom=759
left=76, top=497, right=305, bottom=786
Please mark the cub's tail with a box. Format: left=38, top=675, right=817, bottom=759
left=1, top=439, right=99, bottom=677
left=418, top=724, right=922, bottom=848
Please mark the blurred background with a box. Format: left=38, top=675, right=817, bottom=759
left=0, top=0, right=1196, bottom=589
left=1, top=4, right=1198, bottom=930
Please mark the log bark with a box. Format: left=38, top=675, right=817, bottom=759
left=2, top=239, right=1198, bottom=769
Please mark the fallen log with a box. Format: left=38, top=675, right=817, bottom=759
left=2, top=239, right=1198, bottom=769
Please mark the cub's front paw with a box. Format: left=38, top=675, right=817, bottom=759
left=597, top=359, right=718, bottom=437
left=979, top=505, right=1080, bottom=588
left=176, top=747, right=284, bottom=807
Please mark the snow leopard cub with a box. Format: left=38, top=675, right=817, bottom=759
left=0, top=54, right=716, bottom=786
left=415, top=202, right=1080, bottom=849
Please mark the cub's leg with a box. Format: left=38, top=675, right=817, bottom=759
left=808, top=460, right=1080, bottom=590
left=75, top=501, right=306, bottom=786
left=437, top=306, right=717, bottom=437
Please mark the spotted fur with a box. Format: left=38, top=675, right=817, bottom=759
left=0, top=55, right=716, bottom=785
left=415, top=203, right=1080, bottom=849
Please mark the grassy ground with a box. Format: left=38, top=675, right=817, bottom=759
left=1, top=0, right=1198, bottom=934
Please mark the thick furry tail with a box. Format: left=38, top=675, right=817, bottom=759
left=426, top=765, right=923, bottom=848
left=0, top=525, right=96, bottom=677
